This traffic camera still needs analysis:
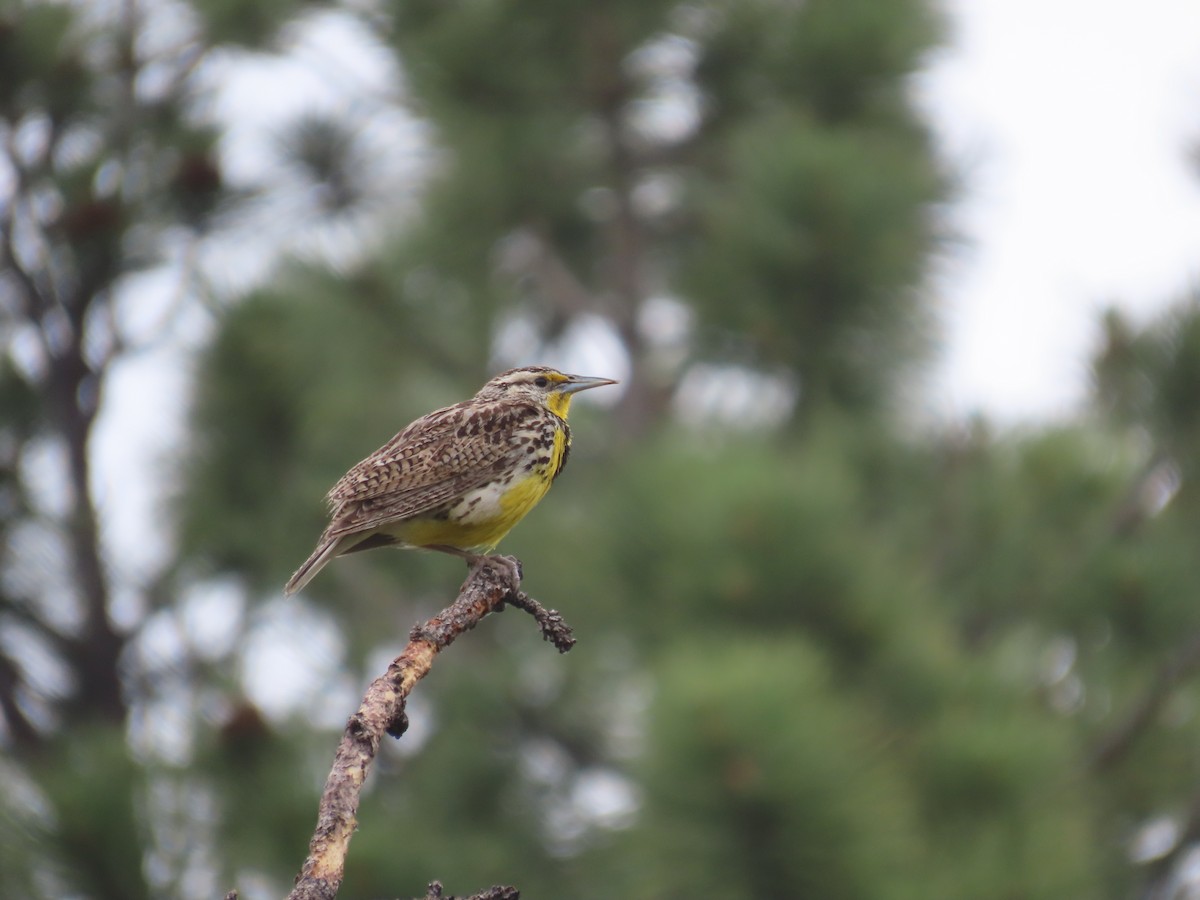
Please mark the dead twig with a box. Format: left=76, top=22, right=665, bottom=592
left=281, top=556, right=573, bottom=900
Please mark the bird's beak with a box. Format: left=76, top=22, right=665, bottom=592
left=559, top=375, right=619, bottom=395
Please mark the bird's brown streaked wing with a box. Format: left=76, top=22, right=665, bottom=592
left=321, top=403, right=525, bottom=537
left=326, top=403, right=470, bottom=504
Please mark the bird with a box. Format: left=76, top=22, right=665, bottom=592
left=284, top=365, right=618, bottom=595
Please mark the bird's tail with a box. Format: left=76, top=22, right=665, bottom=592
left=284, top=536, right=342, bottom=596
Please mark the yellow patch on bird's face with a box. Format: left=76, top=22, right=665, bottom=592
left=547, top=389, right=573, bottom=418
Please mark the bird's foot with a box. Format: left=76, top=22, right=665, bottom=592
left=467, top=553, right=523, bottom=587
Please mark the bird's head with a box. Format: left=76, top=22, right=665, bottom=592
left=475, top=366, right=618, bottom=417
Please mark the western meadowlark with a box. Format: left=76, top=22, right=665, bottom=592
left=284, top=366, right=617, bottom=595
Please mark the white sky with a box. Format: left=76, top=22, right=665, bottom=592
left=919, top=0, right=1200, bottom=422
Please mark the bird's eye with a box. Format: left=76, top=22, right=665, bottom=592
left=535, top=376, right=549, bottom=388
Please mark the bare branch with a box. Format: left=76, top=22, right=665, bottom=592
left=283, top=556, right=574, bottom=900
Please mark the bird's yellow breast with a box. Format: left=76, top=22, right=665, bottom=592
left=384, top=426, right=568, bottom=553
